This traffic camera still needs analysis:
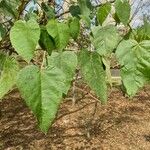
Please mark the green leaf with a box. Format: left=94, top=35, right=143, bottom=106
left=143, top=21, right=150, bottom=38
left=41, top=2, right=55, bottom=19
left=0, top=0, right=19, bottom=18
left=0, top=54, right=19, bottom=99
left=10, top=19, right=40, bottom=62
left=0, top=52, right=6, bottom=71
left=113, top=13, right=121, bottom=24
left=69, top=18, right=80, bottom=40
left=39, top=26, right=56, bottom=55
left=116, top=40, right=150, bottom=96
left=33, top=0, right=37, bottom=4
left=135, top=21, right=150, bottom=42
left=69, top=5, right=81, bottom=18
left=17, top=65, right=66, bottom=133
left=77, top=0, right=91, bottom=27
left=0, top=24, right=6, bottom=41
left=78, top=0, right=90, bottom=16
left=24, top=8, right=38, bottom=21
left=78, top=50, right=107, bottom=103
left=115, top=0, right=131, bottom=25
left=91, top=25, right=120, bottom=56
left=47, top=51, right=77, bottom=94
left=97, top=2, right=111, bottom=25
left=46, top=20, right=70, bottom=50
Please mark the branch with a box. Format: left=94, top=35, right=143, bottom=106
left=55, top=10, right=70, bottom=18
left=56, top=102, right=95, bottom=121
left=17, top=0, right=30, bottom=20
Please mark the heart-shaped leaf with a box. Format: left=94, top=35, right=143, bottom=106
left=116, top=39, right=150, bottom=96
left=10, top=19, right=40, bottom=62
left=17, top=65, right=66, bottom=133
left=91, top=25, right=120, bottom=56
left=0, top=53, right=19, bottom=99
left=69, top=18, right=80, bottom=40
left=39, top=26, right=56, bottom=55
left=115, top=0, right=131, bottom=25
left=78, top=50, right=107, bottom=104
left=77, top=0, right=92, bottom=27
left=46, top=20, right=70, bottom=50
left=47, top=51, right=77, bottom=94
left=97, top=2, right=111, bottom=25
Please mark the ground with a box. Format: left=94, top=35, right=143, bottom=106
left=0, top=84, right=150, bottom=150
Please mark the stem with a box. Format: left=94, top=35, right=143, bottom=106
left=40, top=51, right=46, bottom=70
left=72, top=69, right=80, bottom=106
left=127, top=23, right=137, bottom=38
left=102, top=57, right=112, bottom=87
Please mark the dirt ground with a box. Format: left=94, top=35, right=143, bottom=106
left=0, top=84, right=150, bottom=150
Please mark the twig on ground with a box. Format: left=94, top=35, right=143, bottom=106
left=56, top=102, right=95, bottom=121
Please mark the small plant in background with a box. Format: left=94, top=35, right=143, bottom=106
left=0, top=0, right=150, bottom=133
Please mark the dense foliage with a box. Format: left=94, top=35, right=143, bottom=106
left=0, top=0, right=150, bottom=133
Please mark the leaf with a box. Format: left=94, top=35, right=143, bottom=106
left=78, top=50, right=107, bottom=103
left=39, top=26, right=56, bottom=55
left=77, top=0, right=91, bottom=27
left=113, top=13, right=121, bottom=24
left=46, top=20, right=70, bottom=50
left=47, top=51, right=77, bottom=94
left=69, top=5, right=81, bottom=18
left=41, top=2, right=55, bottom=19
left=0, top=24, right=6, bottom=41
left=0, top=54, right=19, bottom=99
left=143, top=21, right=150, bottom=38
left=78, top=0, right=90, bottom=16
left=0, top=0, right=19, bottom=18
left=86, top=0, right=93, bottom=10
left=91, top=25, right=120, bottom=56
left=135, top=21, right=150, bottom=42
left=115, top=0, right=131, bottom=25
left=116, top=39, right=150, bottom=96
left=125, top=21, right=150, bottom=42
left=0, top=52, right=6, bottom=71
left=97, top=2, right=111, bottom=25
left=24, top=8, right=38, bottom=21
left=69, top=18, right=80, bottom=40
left=10, top=19, right=40, bottom=62
left=17, top=65, right=66, bottom=133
